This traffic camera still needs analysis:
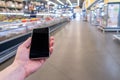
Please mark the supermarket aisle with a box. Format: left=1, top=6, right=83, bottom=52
left=1, top=20, right=120, bottom=80
left=26, top=20, right=120, bottom=80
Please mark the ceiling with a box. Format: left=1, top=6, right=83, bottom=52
left=51, top=0, right=84, bottom=7
left=34, top=0, right=84, bottom=8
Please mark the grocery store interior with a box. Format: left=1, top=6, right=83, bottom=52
left=0, top=0, right=120, bottom=80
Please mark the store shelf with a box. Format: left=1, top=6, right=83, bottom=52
left=0, top=0, right=23, bottom=13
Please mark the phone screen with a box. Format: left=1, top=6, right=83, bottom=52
left=30, top=27, right=49, bottom=59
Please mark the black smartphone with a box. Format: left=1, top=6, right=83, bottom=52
left=30, top=27, right=49, bottom=59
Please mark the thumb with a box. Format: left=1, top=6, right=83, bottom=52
left=22, top=37, right=31, bottom=48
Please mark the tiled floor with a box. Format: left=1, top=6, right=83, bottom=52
left=1, top=20, right=120, bottom=80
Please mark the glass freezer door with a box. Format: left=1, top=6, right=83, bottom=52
left=107, top=3, right=120, bottom=28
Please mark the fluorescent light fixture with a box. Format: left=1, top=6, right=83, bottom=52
left=49, top=1, right=58, bottom=6
left=46, top=0, right=58, bottom=6
left=66, top=0, right=72, bottom=6
left=77, top=0, right=79, bottom=6
left=57, top=0, right=64, bottom=5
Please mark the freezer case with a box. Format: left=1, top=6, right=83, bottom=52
left=0, top=23, right=27, bottom=42
left=107, top=3, right=120, bottom=28
left=98, top=3, right=120, bottom=32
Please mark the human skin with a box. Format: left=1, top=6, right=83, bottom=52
left=0, top=37, right=54, bottom=80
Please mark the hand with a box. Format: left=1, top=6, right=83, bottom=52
left=13, top=37, right=54, bottom=78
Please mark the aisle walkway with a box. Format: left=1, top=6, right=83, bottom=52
left=1, top=20, right=120, bottom=80
left=26, top=20, right=120, bottom=80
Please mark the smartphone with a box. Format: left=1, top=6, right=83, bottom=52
left=29, top=27, right=49, bottom=59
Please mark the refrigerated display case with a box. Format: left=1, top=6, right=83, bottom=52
left=0, top=23, right=26, bottom=41
left=98, top=3, right=120, bottom=32
left=99, top=5, right=108, bottom=28
left=90, top=10, right=97, bottom=25
left=113, top=5, right=120, bottom=40
left=86, top=1, right=104, bottom=26
left=87, top=9, right=97, bottom=26
left=81, top=10, right=87, bottom=21
left=0, top=14, right=69, bottom=63
left=107, top=4, right=119, bottom=28
left=89, top=10, right=93, bottom=24
left=0, top=14, right=63, bottom=42
left=96, top=8, right=103, bottom=26
left=0, top=15, right=69, bottom=44
left=0, top=18, right=42, bottom=42
left=87, top=10, right=90, bottom=23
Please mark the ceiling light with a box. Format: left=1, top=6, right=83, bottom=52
left=77, top=0, right=79, bottom=6
left=66, top=0, right=72, bottom=6
left=57, top=0, right=64, bottom=5
left=46, top=0, right=58, bottom=6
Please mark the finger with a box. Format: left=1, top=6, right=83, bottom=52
left=50, top=40, right=54, bottom=47
left=22, top=37, right=31, bottom=48
left=37, top=59, right=46, bottom=66
left=50, top=36, right=54, bottom=41
left=40, top=59, right=46, bottom=63
left=31, top=58, right=46, bottom=62
left=49, top=47, right=53, bottom=55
